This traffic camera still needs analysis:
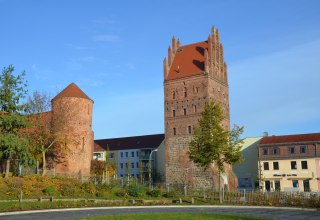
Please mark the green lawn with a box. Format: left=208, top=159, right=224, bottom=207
left=80, top=213, right=268, bottom=220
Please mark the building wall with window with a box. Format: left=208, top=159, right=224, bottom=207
left=259, top=158, right=317, bottom=192
left=164, top=27, right=237, bottom=189
left=93, top=134, right=164, bottom=182
left=258, top=133, right=320, bottom=192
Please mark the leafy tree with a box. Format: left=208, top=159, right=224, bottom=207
left=25, top=91, right=53, bottom=175
left=189, top=101, right=243, bottom=190
left=0, top=65, right=33, bottom=178
left=26, top=91, right=79, bottom=175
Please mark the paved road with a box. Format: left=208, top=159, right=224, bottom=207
left=0, top=205, right=319, bottom=220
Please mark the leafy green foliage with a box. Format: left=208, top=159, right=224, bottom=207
left=0, top=65, right=33, bottom=177
left=128, top=184, right=145, bottom=197
left=42, top=185, right=56, bottom=196
left=147, top=188, right=162, bottom=197
left=189, top=101, right=244, bottom=173
left=163, top=190, right=178, bottom=198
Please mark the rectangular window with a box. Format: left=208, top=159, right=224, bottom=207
left=194, top=105, right=197, bottom=112
left=291, top=161, right=297, bottom=170
left=131, top=163, right=134, bottom=169
left=300, top=146, right=306, bottom=153
left=131, top=152, right=134, bottom=157
left=120, top=163, right=123, bottom=169
left=188, top=126, right=192, bottom=134
left=263, top=162, right=269, bottom=170
left=184, top=108, right=187, bottom=115
left=273, top=162, right=279, bottom=170
left=292, top=180, right=299, bottom=188
left=120, top=152, right=123, bottom=158
left=136, top=151, right=139, bottom=157
left=263, top=149, right=268, bottom=155
left=136, top=162, right=139, bottom=168
left=301, top=161, right=308, bottom=169
left=290, top=147, right=295, bottom=154
left=110, top=153, right=114, bottom=158
left=273, top=148, right=279, bottom=155
left=173, top=110, right=175, bottom=117
left=125, top=152, right=128, bottom=157
left=173, top=128, right=176, bottom=136
left=120, top=174, right=123, bottom=177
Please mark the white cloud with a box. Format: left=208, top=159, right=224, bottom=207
left=229, top=39, right=320, bottom=136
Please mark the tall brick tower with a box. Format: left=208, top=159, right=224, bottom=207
left=51, top=83, right=94, bottom=176
left=164, top=27, right=237, bottom=189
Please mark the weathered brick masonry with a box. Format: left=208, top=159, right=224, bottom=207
left=164, top=27, right=237, bottom=189
left=51, top=83, right=94, bottom=176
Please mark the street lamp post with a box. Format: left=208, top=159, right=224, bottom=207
left=149, top=149, right=158, bottom=189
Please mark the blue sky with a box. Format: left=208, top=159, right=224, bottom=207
left=1, top=0, right=319, bottom=139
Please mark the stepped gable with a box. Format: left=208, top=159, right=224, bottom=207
left=167, top=41, right=208, bottom=80
left=94, top=134, right=165, bottom=151
left=260, top=133, right=320, bottom=145
left=52, top=83, right=92, bottom=101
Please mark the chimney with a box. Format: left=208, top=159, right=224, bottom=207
left=263, top=132, right=269, bottom=137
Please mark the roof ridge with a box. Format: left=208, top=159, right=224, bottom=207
left=52, top=83, right=92, bottom=101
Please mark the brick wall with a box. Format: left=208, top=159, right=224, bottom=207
left=51, top=97, right=94, bottom=176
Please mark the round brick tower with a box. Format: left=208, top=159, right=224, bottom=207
left=51, top=83, right=94, bottom=177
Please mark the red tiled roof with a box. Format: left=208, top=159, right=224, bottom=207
left=94, top=134, right=165, bottom=151
left=94, top=142, right=105, bottom=152
left=52, top=83, right=91, bottom=101
left=259, top=133, right=320, bottom=145
left=167, top=41, right=208, bottom=80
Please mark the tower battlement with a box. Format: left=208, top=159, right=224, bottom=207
left=164, top=27, right=237, bottom=189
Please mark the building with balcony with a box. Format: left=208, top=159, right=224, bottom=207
left=93, top=134, right=165, bottom=182
left=258, top=133, right=320, bottom=192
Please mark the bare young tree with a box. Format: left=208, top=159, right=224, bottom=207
left=26, top=91, right=78, bottom=175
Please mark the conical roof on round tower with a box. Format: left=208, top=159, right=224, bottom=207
left=52, top=83, right=92, bottom=102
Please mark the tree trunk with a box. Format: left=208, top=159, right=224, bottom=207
left=42, top=151, right=46, bottom=176
left=219, top=170, right=222, bottom=204
left=5, top=159, right=10, bottom=178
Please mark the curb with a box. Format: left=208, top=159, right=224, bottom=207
left=0, top=205, right=318, bottom=216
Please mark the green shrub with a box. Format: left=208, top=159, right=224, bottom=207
left=116, top=188, right=128, bottom=198
left=42, top=185, right=56, bottom=196
left=147, top=188, right=161, bottom=197
left=60, top=185, right=77, bottom=197
left=163, top=190, right=178, bottom=198
left=80, top=182, right=97, bottom=195
left=128, top=184, right=145, bottom=197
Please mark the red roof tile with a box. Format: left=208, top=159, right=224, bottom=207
left=94, top=142, right=105, bottom=152
left=167, top=41, right=208, bottom=80
left=259, top=133, right=320, bottom=145
left=52, top=83, right=91, bottom=101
